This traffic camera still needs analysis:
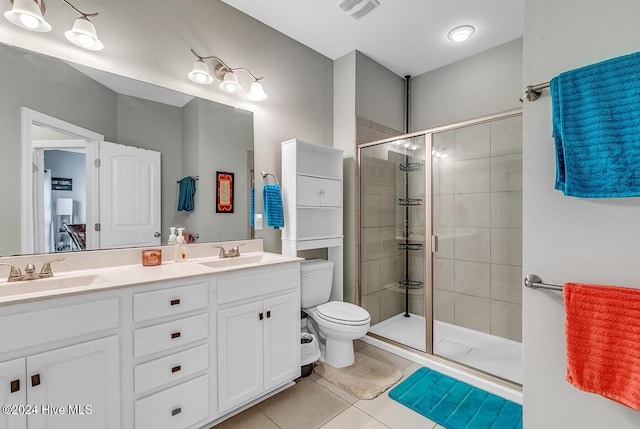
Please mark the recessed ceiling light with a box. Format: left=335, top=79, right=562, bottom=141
left=447, top=25, right=475, bottom=43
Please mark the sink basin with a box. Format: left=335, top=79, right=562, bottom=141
left=0, top=273, right=109, bottom=297
left=198, top=253, right=284, bottom=269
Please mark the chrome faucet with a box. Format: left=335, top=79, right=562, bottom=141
left=0, top=258, right=65, bottom=282
left=213, top=243, right=245, bottom=258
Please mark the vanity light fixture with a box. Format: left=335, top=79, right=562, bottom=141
left=447, top=25, right=475, bottom=43
left=4, top=0, right=103, bottom=50
left=188, top=49, right=268, bottom=102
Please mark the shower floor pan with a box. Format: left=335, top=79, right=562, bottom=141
left=368, top=313, right=522, bottom=384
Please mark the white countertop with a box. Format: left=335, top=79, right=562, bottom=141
left=0, top=251, right=302, bottom=306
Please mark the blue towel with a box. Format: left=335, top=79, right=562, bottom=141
left=550, top=51, right=640, bottom=198
left=177, top=176, right=196, bottom=211
left=249, top=185, right=255, bottom=227
left=263, top=184, right=283, bottom=229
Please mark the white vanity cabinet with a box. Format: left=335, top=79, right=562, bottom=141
left=131, top=280, right=211, bottom=429
left=0, top=297, right=121, bottom=429
left=216, top=263, right=301, bottom=414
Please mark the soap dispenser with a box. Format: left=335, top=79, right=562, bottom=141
left=174, top=227, right=186, bottom=262
left=168, top=227, right=177, bottom=245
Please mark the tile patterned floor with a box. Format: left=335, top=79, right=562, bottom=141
left=212, top=341, right=445, bottom=429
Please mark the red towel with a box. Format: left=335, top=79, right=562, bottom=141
left=564, top=282, right=640, bottom=410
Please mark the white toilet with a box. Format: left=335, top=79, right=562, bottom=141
left=301, top=259, right=370, bottom=368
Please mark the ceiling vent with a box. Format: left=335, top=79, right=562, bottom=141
left=337, top=0, right=380, bottom=19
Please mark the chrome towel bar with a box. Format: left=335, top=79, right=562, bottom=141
left=524, top=274, right=563, bottom=291
left=524, top=82, right=550, bottom=102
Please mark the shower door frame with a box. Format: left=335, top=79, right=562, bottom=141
left=356, top=108, right=523, bottom=387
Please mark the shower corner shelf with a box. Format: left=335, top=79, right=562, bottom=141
left=399, top=280, right=424, bottom=289
left=399, top=162, right=424, bottom=172
left=398, top=198, right=424, bottom=206
left=398, top=242, right=424, bottom=251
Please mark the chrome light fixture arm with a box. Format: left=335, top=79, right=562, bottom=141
left=60, top=0, right=97, bottom=19
left=190, top=49, right=263, bottom=81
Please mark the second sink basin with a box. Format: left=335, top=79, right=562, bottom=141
left=198, top=253, right=283, bottom=269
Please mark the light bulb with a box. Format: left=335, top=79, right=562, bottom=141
left=76, top=33, right=95, bottom=48
left=447, top=25, right=475, bottom=43
left=19, top=13, right=38, bottom=29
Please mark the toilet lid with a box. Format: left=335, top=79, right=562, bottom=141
left=316, top=301, right=370, bottom=326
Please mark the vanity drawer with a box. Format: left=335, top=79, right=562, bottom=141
left=134, top=344, right=208, bottom=394
left=0, top=298, right=119, bottom=354
left=134, top=282, right=208, bottom=322
left=134, top=314, right=208, bottom=358
left=217, top=265, right=299, bottom=305
left=135, top=374, right=209, bottom=429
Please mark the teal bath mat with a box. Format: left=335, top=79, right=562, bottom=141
left=389, top=367, right=522, bottom=429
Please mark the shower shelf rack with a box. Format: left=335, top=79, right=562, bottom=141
left=398, top=160, right=424, bottom=318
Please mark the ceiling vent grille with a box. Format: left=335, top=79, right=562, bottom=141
left=337, top=0, right=380, bottom=19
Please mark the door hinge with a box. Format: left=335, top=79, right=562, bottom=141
left=94, top=223, right=101, bottom=232
left=431, top=235, right=439, bottom=253
left=94, top=158, right=101, bottom=168
left=32, top=163, right=38, bottom=173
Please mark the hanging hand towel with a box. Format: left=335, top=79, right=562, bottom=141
left=550, top=51, right=640, bottom=197
left=564, top=282, right=640, bottom=410
left=177, top=176, right=196, bottom=211
left=250, top=185, right=255, bottom=227
left=263, top=183, right=283, bottom=229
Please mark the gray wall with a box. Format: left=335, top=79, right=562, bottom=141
left=0, top=0, right=334, bottom=254
left=410, top=38, right=523, bottom=131
left=355, top=51, right=405, bottom=132
left=523, top=0, right=640, bottom=427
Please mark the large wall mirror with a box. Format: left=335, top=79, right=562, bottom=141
left=1, top=42, right=254, bottom=257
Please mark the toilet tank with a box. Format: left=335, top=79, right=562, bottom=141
left=300, top=259, right=334, bottom=308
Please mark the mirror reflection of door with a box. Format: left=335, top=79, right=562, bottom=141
left=24, top=109, right=162, bottom=254
left=31, top=125, right=89, bottom=254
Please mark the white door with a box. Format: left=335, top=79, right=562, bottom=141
left=99, top=142, right=161, bottom=248
left=0, top=358, right=26, bottom=429
left=26, top=336, right=120, bottom=429
left=263, top=293, right=300, bottom=390
left=217, top=301, right=264, bottom=413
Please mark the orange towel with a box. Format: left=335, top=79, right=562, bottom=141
left=564, top=282, right=640, bottom=410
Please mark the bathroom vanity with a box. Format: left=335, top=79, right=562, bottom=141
left=0, top=241, right=301, bottom=429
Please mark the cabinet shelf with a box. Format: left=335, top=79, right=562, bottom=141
left=398, top=242, right=424, bottom=251
left=399, top=162, right=424, bottom=172
left=398, top=198, right=424, bottom=206
left=399, top=280, right=424, bottom=289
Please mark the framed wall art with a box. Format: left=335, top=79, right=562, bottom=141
left=216, top=171, right=234, bottom=213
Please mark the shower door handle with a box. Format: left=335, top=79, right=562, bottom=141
left=431, top=235, right=438, bottom=253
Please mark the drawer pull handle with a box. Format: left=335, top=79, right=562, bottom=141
left=171, top=365, right=181, bottom=373
left=172, top=407, right=182, bottom=416
left=266, top=310, right=271, bottom=318
left=31, top=374, right=40, bottom=387
left=170, top=299, right=181, bottom=306
left=171, top=332, right=181, bottom=339
left=10, top=379, right=19, bottom=393
left=259, top=312, right=264, bottom=320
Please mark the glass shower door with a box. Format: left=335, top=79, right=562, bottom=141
left=360, top=134, right=428, bottom=352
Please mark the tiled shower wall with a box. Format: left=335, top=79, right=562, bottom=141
left=433, top=115, right=523, bottom=342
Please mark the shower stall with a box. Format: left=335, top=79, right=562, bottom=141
left=358, top=111, right=523, bottom=384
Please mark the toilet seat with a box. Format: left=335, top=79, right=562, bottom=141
left=316, top=301, right=370, bottom=326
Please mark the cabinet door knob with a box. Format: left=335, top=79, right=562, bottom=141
left=171, top=365, right=181, bottom=373
left=31, top=374, right=40, bottom=387
left=171, top=407, right=182, bottom=416
left=259, top=312, right=264, bottom=320
left=170, top=299, right=181, bottom=306
left=171, top=331, right=181, bottom=339
left=266, top=310, right=271, bottom=318
left=10, top=379, right=20, bottom=393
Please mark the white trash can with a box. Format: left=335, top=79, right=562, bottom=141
left=300, top=332, right=321, bottom=377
